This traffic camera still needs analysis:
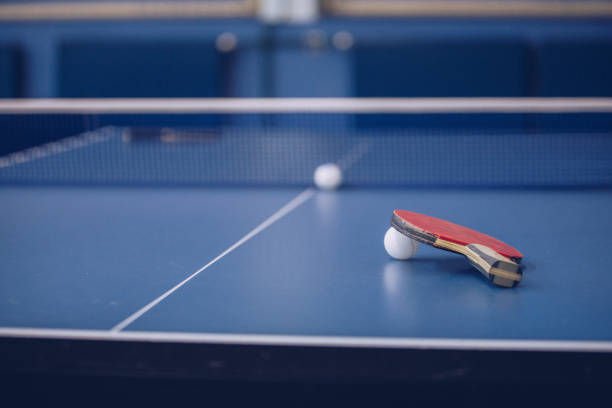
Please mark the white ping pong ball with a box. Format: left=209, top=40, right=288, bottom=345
left=384, top=227, right=419, bottom=260
left=314, top=163, right=343, bottom=190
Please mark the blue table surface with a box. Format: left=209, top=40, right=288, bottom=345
left=1, top=185, right=611, bottom=341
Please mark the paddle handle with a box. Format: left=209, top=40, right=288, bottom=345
left=435, top=240, right=522, bottom=288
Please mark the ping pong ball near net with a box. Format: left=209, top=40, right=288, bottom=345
left=314, top=163, right=343, bottom=190
left=384, top=227, right=419, bottom=260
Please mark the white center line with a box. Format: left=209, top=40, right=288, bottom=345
left=336, top=140, right=370, bottom=171
left=110, top=188, right=315, bottom=332
left=111, top=136, right=372, bottom=333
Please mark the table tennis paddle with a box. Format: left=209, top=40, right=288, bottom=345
left=390, top=210, right=523, bottom=287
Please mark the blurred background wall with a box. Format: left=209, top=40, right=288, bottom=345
left=0, top=0, right=611, bottom=99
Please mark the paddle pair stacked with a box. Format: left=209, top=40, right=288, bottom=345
left=385, top=210, right=523, bottom=288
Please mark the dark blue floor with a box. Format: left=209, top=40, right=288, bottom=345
left=1, top=186, right=611, bottom=341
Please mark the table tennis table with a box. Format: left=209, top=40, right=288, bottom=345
left=1, top=98, right=612, bottom=403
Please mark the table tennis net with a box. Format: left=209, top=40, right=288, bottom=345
left=1, top=112, right=611, bottom=187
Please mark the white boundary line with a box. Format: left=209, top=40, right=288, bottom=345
left=1, top=327, right=611, bottom=352
left=110, top=188, right=315, bottom=332
left=1, top=98, right=612, bottom=114
left=0, top=127, right=115, bottom=168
